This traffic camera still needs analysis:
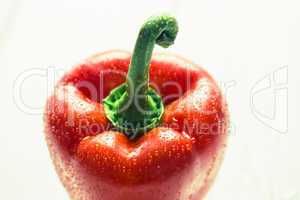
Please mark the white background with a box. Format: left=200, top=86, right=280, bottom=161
left=0, top=0, right=299, bottom=199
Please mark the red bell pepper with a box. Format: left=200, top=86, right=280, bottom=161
left=45, top=15, right=228, bottom=200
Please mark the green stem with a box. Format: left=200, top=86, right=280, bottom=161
left=103, top=15, right=178, bottom=139
left=127, top=15, right=178, bottom=98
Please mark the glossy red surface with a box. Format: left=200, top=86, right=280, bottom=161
left=44, top=50, right=228, bottom=200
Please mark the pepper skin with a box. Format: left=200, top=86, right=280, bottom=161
left=44, top=15, right=228, bottom=200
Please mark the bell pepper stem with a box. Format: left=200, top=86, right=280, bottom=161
left=103, top=15, right=178, bottom=139
left=128, top=15, right=178, bottom=98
